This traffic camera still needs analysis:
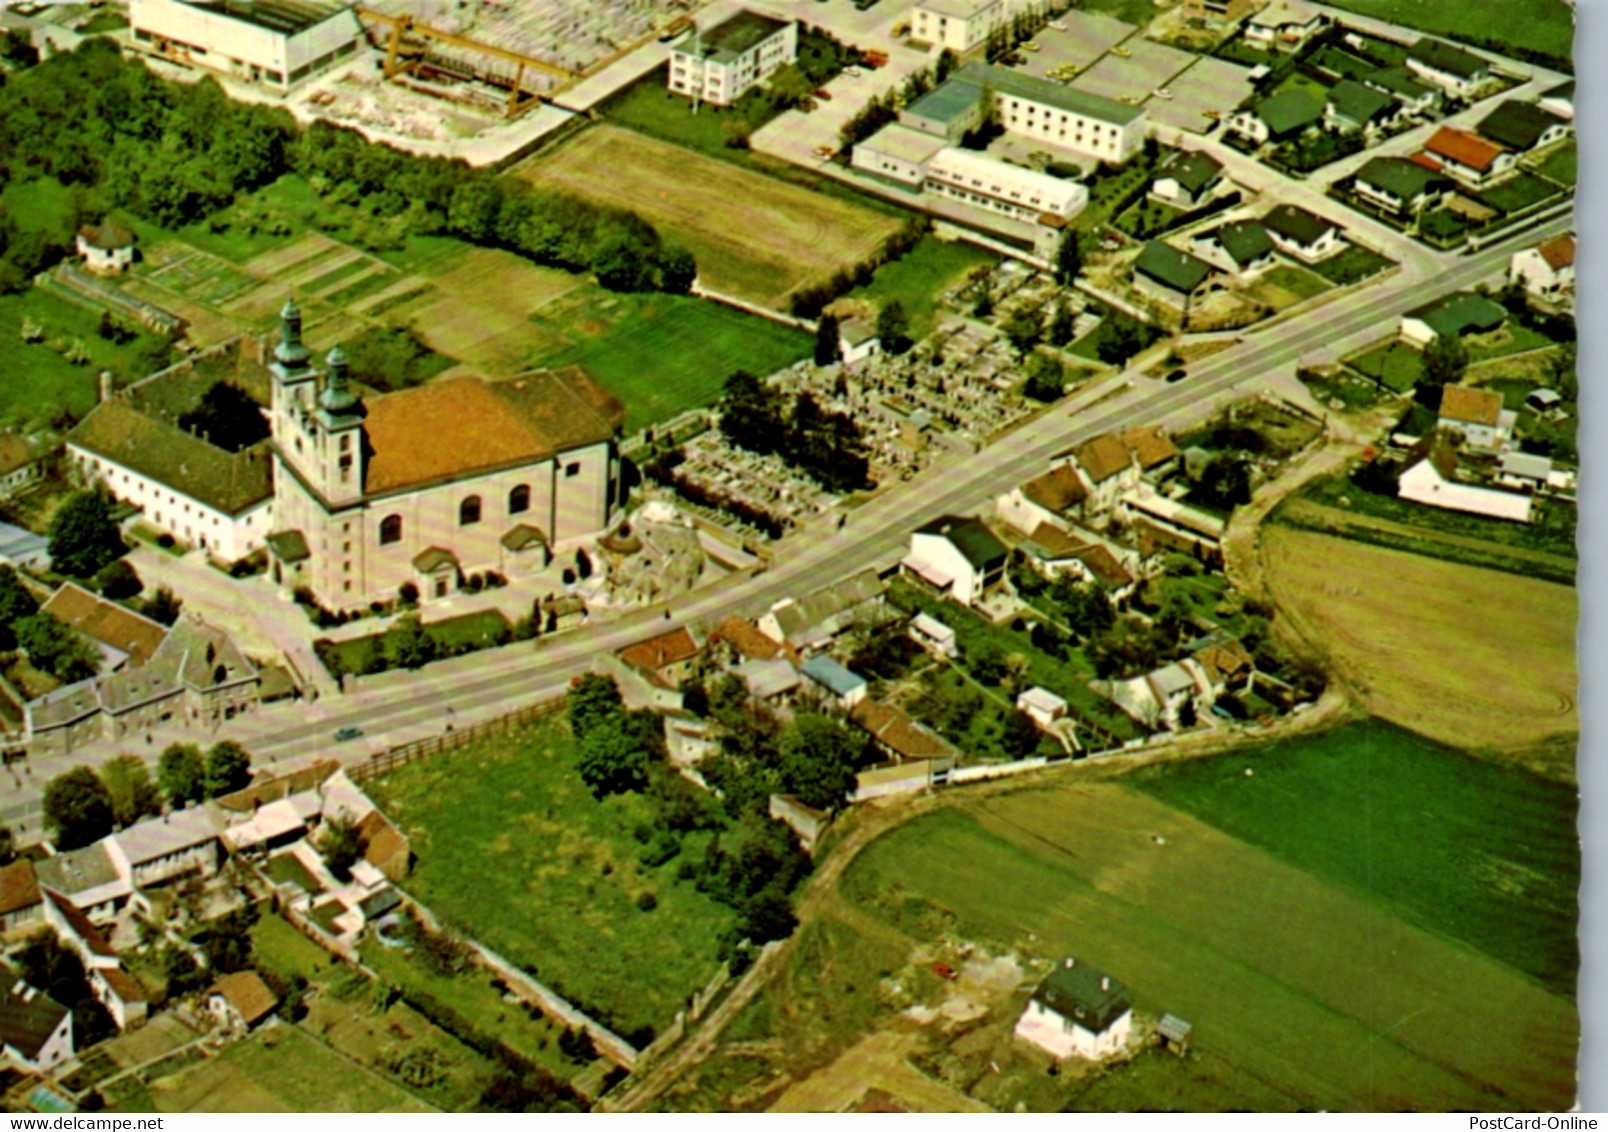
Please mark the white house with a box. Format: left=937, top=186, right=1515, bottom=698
left=800, top=654, right=868, bottom=709
left=0, top=984, right=73, bottom=1073
left=1150, top=150, right=1224, bottom=209
left=908, top=612, right=957, bottom=658
left=1016, top=686, right=1067, bottom=730
left=1436, top=386, right=1515, bottom=454
left=923, top=147, right=1089, bottom=223
left=1405, top=37, right=1492, bottom=98
left=838, top=318, right=881, bottom=366
left=1015, top=957, right=1134, bottom=1060
left=1226, top=89, right=1322, bottom=146
left=1260, top=204, right=1345, bottom=262
left=1189, top=221, right=1275, bottom=280
left=1397, top=436, right=1531, bottom=522
left=1132, top=240, right=1221, bottom=315
left=1361, top=67, right=1442, bottom=117
left=1494, top=451, right=1553, bottom=493
left=130, top=0, right=365, bottom=92
left=33, top=842, right=135, bottom=924
left=1509, top=236, right=1574, bottom=305
left=75, top=222, right=135, bottom=274
left=903, top=515, right=1008, bottom=607
left=668, top=10, right=797, bottom=106
left=1244, top=0, right=1326, bottom=51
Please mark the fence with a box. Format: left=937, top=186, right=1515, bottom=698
left=348, top=697, right=566, bottom=782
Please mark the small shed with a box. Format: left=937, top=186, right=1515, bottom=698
left=1157, top=1013, right=1192, bottom=1055
left=76, top=221, right=136, bottom=274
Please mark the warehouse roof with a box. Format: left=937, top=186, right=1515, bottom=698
left=962, top=62, right=1145, bottom=126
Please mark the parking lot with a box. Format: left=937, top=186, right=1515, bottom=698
left=1147, top=55, right=1257, bottom=135
left=1068, top=35, right=1195, bottom=103
left=1008, top=9, right=1135, bottom=75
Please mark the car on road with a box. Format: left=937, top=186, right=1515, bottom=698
left=843, top=65, right=863, bottom=76
left=1048, top=18, right=1066, bottom=29
left=1165, top=367, right=1188, bottom=383
left=1021, top=40, right=1040, bottom=51
left=814, top=87, right=832, bottom=99
left=1154, top=88, right=1173, bottom=100
left=335, top=725, right=364, bottom=742
left=814, top=144, right=837, bottom=157
left=1111, top=44, right=1131, bottom=57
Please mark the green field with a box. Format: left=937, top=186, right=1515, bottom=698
left=1308, top=243, right=1396, bottom=286
left=1477, top=172, right=1566, bottom=216
left=528, top=290, right=811, bottom=432
left=1532, top=141, right=1577, bottom=187
left=251, top=911, right=335, bottom=984
left=1128, top=719, right=1579, bottom=993
left=365, top=719, right=735, bottom=1041
left=1347, top=340, right=1423, bottom=390
left=1315, top=0, right=1574, bottom=70
left=842, top=235, right=996, bottom=339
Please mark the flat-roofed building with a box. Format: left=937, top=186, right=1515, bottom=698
left=901, top=76, right=988, bottom=141
left=966, top=63, right=1147, bottom=164
left=852, top=123, right=948, bottom=186
left=668, top=10, right=797, bottom=106
left=130, top=0, right=364, bottom=92
left=910, top=0, right=1020, bottom=55
left=924, top=147, right=1089, bottom=222
left=1244, top=0, right=1326, bottom=51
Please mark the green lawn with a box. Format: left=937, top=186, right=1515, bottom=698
left=1346, top=340, right=1423, bottom=391
left=1531, top=141, right=1577, bottom=187
left=1467, top=321, right=1556, bottom=362
left=1127, top=719, right=1579, bottom=994
left=251, top=911, right=335, bottom=984
left=78, top=11, right=129, bottom=34
left=529, top=291, right=811, bottom=433
left=841, top=235, right=995, bottom=339
left=183, top=1024, right=430, bottom=1112
left=1308, top=243, right=1396, bottom=286
left=595, top=64, right=783, bottom=159
left=1313, top=0, right=1574, bottom=70
left=364, top=719, right=735, bottom=1040
left=1259, top=264, right=1330, bottom=302
left=319, top=610, right=511, bottom=676
left=1476, top=172, right=1565, bottom=216
left=0, top=177, right=77, bottom=234
left=1270, top=71, right=1331, bottom=104
left=167, top=176, right=322, bottom=264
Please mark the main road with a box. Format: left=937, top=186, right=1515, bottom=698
left=0, top=210, right=1569, bottom=828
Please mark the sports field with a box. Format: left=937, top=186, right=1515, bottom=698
left=836, top=784, right=1576, bottom=1111
left=1261, top=527, right=1577, bottom=765
left=513, top=126, right=907, bottom=310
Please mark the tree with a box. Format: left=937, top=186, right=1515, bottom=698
left=176, top=381, right=269, bottom=453
left=1022, top=352, right=1065, bottom=402
left=718, top=370, right=787, bottom=457
left=814, top=312, right=841, bottom=367
left=1422, top=334, right=1469, bottom=386
left=1003, top=709, right=1042, bottom=758
left=1003, top=307, right=1042, bottom=355
left=658, top=245, right=697, bottom=294
left=321, top=815, right=365, bottom=881
left=138, top=586, right=183, bottom=626
left=95, top=559, right=142, bottom=600
left=203, top=740, right=252, bottom=797
left=158, top=743, right=206, bottom=807
left=1194, top=455, right=1253, bottom=510
left=203, top=904, right=258, bottom=974
left=876, top=300, right=912, bottom=355
left=573, top=714, right=649, bottom=798
left=591, top=230, right=653, bottom=292
left=43, top=766, right=115, bottom=850
left=1096, top=319, right=1142, bottom=367
left=738, top=890, right=798, bottom=945
left=567, top=673, right=625, bottom=742
left=48, top=489, right=124, bottom=579
left=0, top=564, right=39, bottom=650
left=1054, top=233, right=1083, bottom=286
left=777, top=712, right=865, bottom=811
left=387, top=612, right=438, bottom=670
left=15, top=613, right=98, bottom=682
left=1047, top=300, right=1076, bottom=347
left=100, top=755, right=161, bottom=827
left=964, top=639, right=1009, bottom=685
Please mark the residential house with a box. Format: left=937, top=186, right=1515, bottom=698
left=1260, top=204, right=1345, bottom=261
left=908, top=612, right=958, bottom=658
left=1494, top=451, right=1554, bottom=493
left=1475, top=100, right=1571, bottom=154
left=1399, top=290, right=1507, bottom=347
left=665, top=713, right=717, bottom=768
left=903, top=515, right=1007, bottom=606
left=995, top=464, right=1090, bottom=534
left=1352, top=156, right=1452, bottom=216
left=75, top=222, right=135, bottom=275
left=1189, top=220, right=1275, bottom=279
left=108, top=808, right=223, bottom=890
left=1324, top=79, right=1398, bottom=133
left=667, top=10, right=797, bottom=106
left=1226, top=89, right=1322, bottom=146
left=1132, top=241, right=1220, bottom=315
left=1108, top=659, right=1212, bottom=730
left=41, top=891, right=147, bottom=1031
left=1397, top=434, right=1531, bottom=522
left=757, top=569, right=884, bottom=652
left=1537, top=80, right=1574, bottom=121
left=0, top=861, right=40, bottom=936
left=1405, top=37, right=1492, bottom=98
left=800, top=655, right=868, bottom=709
left=850, top=699, right=961, bottom=764
left=1361, top=67, right=1441, bottom=116
left=838, top=318, right=881, bottom=366
left=1243, top=0, right=1326, bottom=51
left=355, top=808, right=410, bottom=884
left=1436, top=385, right=1515, bottom=454
left=0, top=984, right=73, bottom=1073
left=618, top=626, right=702, bottom=690
left=1150, top=150, right=1224, bottom=208
left=768, top=795, right=830, bottom=853
left=1420, top=126, right=1514, bottom=188
left=712, top=615, right=796, bottom=664
left=34, top=842, right=134, bottom=923
left=1016, top=686, right=1067, bottom=730
left=90, top=968, right=149, bottom=1033
left=730, top=657, right=803, bottom=703
left=1119, top=427, right=1180, bottom=478
left=1015, top=957, right=1134, bottom=1060
left=1063, top=434, right=1139, bottom=518
left=1183, top=0, right=1256, bottom=26
left=39, top=583, right=168, bottom=673
left=208, top=970, right=279, bottom=1033
left=1188, top=636, right=1256, bottom=697
left=1509, top=235, right=1575, bottom=305
left=0, top=433, right=43, bottom=501
left=1017, top=524, right=1137, bottom=600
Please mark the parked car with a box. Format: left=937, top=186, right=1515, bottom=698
left=814, top=87, right=833, bottom=99
left=1111, top=44, right=1132, bottom=57
left=1021, top=40, right=1040, bottom=51
left=843, top=65, right=863, bottom=76
left=335, top=725, right=364, bottom=741
left=1154, top=88, right=1173, bottom=100
left=1165, top=367, right=1188, bottom=383
left=814, top=144, right=837, bottom=157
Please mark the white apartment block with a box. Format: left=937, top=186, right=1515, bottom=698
left=668, top=10, right=798, bottom=106
left=966, top=63, right=1146, bottom=164
left=924, top=147, right=1088, bottom=222
left=910, top=0, right=1024, bottom=54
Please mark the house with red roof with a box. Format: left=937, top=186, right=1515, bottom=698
left=1419, top=126, right=1515, bottom=188
left=1509, top=235, right=1575, bottom=308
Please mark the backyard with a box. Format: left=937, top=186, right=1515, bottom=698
left=364, top=719, right=736, bottom=1042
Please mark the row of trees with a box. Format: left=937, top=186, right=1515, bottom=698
left=42, top=741, right=252, bottom=849
left=838, top=53, right=958, bottom=151
left=718, top=370, right=872, bottom=494
left=0, top=39, right=693, bottom=294
left=788, top=217, right=930, bottom=319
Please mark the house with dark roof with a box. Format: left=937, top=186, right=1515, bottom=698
left=0, top=861, right=41, bottom=936
left=0, top=432, right=43, bottom=501
left=1226, top=88, right=1322, bottom=146
left=0, top=983, right=73, bottom=1072
left=262, top=301, right=626, bottom=612
left=1132, top=240, right=1221, bottom=314
left=1361, top=67, right=1441, bottom=116
left=1150, top=150, right=1224, bottom=208
left=1510, top=235, right=1575, bottom=306
left=1015, top=957, right=1134, bottom=1060
left=1352, top=155, right=1452, bottom=216
left=75, top=221, right=135, bottom=274
left=1190, top=220, right=1274, bottom=279
left=667, top=10, right=797, bottom=106
left=1324, top=79, right=1399, bottom=133
left=1406, top=37, right=1492, bottom=98
left=1400, top=291, right=1508, bottom=348
left=1475, top=100, right=1571, bottom=154
left=903, top=515, right=1007, bottom=606
left=1260, top=204, right=1345, bottom=262
left=208, top=970, right=279, bottom=1033
left=1538, top=80, right=1574, bottom=121
left=33, top=842, right=133, bottom=923
left=1420, top=126, right=1514, bottom=188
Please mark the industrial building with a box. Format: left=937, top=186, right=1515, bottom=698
left=129, top=0, right=366, bottom=92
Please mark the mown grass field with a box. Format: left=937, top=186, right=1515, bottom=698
left=513, top=125, right=907, bottom=310
left=835, top=779, right=1577, bottom=1111
left=365, top=719, right=735, bottom=1041
left=1315, top=0, right=1574, bottom=70
left=840, top=235, right=996, bottom=339
left=527, top=288, right=811, bottom=432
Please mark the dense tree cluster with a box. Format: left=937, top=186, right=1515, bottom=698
left=566, top=674, right=661, bottom=798
left=718, top=370, right=871, bottom=494
left=43, top=740, right=253, bottom=848
left=47, top=488, right=125, bottom=579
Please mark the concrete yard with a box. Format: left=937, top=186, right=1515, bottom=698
left=1146, top=55, right=1258, bottom=135
left=1068, top=36, right=1196, bottom=104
